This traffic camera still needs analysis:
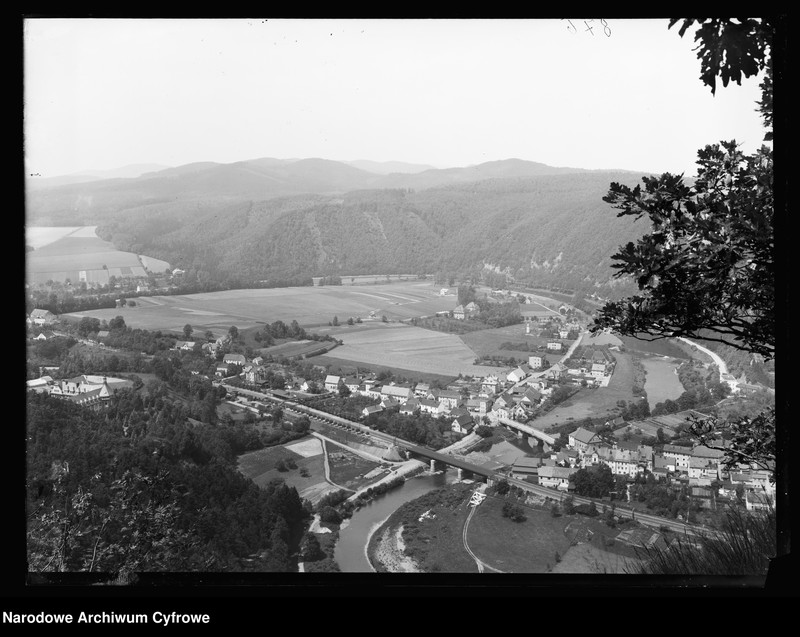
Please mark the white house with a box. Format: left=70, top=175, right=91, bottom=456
left=538, top=466, right=574, bottom=490
left=324, top=375, right=342, bottom=392
left=28, top=309, right=56, bottom=326
left=546, top=341, right=563, bottom=352
left=222, top=353, right=246, bottom=366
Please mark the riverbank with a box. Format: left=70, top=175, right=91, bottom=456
left=372, top=524, right=421, bottom=572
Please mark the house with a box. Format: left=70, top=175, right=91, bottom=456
left=652, top=454, right=673, bottom=477
left=452, top=304, right=466, bottom=320
left=607, top=449, right=640, bottom=478
left=507, top=365, right=533, bottom=384
left=33, top=330, right=55, bottom=341
left=528, top=355, right=546, bottom=369
left=362, top=404, right=384, bottom=418
left=688, top=456, right=720, bottom=481
left=466, top=397, right=492, bottom=417
left=414, top=383, right=431, bottom=398
left=430, top=389, right=461, bottom=409
left=465, top=301, right=480, bottom=316
left=28, top=309, right=56, bottom=326
left=343, top=377, right=362, bottom=394
left=174, top=340, right=198, bottom=351
left=451, top=414, right=475, bottom=435
left=245, top=365, right=269, bottom=385
left=745, top=490, right=772, bottom=512
left=381, top=384, right=414, bottom=403
left=26, top=376, right=54, bottom=393
left=480, top=375, right=501, bottom=395
left=538, top=466, right=575, bottom=490
left=511, top=456, right=541, bottom=479
left=552, top=448, right=579, bottom=468
left=417, top=397, right=442, bottom=415
left=324, top=375, right=342, bottom=392
left=520, top=387, right=542, bottom=407
left=222, top=353, right=246, bottom=367
left=591, top=362, right=608, bottom=378
left=546, top=341, right=563, bottom=351
left=569, top=427, right=599, bottom=453
left=615, top=528, right=668, bottom=552
left=400, top=399, right=420, bottom=415
left=662, top=444, right=692, bottom=471
left=558, top=329, right=570, bottom=339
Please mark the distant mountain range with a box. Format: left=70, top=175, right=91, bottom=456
left=25, top=157, right=654, bottom=295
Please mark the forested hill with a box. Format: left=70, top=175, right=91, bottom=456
left=26, top=158, right=653, bottom=294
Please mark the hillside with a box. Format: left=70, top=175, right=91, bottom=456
left=26, top=158, right=652, bottom=294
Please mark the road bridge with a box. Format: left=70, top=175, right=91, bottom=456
left=496, top=417, right=556, bottom=446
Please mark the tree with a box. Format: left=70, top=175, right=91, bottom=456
left=572, top=464, right=615, bottom=499
left=108, top=316, right=126, bottom=331
left=590, top=17, right=778, bottom=484
left=332, top=316, right=339, bottom=327
left=591, top=18, right=776, bottom=359
left=183, top=324, right=193, bottom=339
left=228, top=325, right=239, bottom=341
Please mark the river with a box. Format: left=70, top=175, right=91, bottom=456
left=334, top=436, right=536, bottom=572
left=334, top=471, right=458, bottom=572
left=640, top=356, right=685, bottom=409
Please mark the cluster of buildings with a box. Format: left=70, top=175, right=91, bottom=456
left=510, top=422, right=775, bottom=512
left=26, top=374, right=134, bottom=410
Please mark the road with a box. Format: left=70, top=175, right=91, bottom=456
left=677, top=337, right=738, bottom=393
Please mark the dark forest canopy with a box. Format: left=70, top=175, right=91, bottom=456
left=27, top=163, right=651, bottom=298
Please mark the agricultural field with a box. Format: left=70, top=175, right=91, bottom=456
left=530, top=347, right=639, bottom=430
left=320, top=323, right=508, bottom=378
left=259, top=339, right=336, bottom=359
left=460, top=323, right=561, bottom=360
left=60, top=281, right=457, bottom=335
left=26, top=225, right=166, bottom=285
left=236, top=438, right=335, bottom=504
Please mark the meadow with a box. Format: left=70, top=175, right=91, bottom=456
left=63, top=281, right=457, bottom=335
left=26, top=226, right=163, bottom=285
left=319, top=323, right=508, bottom=378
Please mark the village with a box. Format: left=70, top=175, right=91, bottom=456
left=25, top=297, right=775, bottom=522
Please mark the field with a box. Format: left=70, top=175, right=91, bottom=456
left=320, top=323, right=508, bottom=378
left=531, top=344, right=639, bottom=430
left=26, top=226, right=166, bottom=285
left=460, top=323, right=563, bottom=361
left=236, top=439, right=338, bottom=504
left=61, top=281, right=459, bottom=335
left=259, top=339, right=336, bottom=358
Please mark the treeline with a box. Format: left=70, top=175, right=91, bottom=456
left=364, top=407, right=453, bottom=449
left=26, top=390, right=309, bottom=578
left=253, top=319, right=336, bottom=346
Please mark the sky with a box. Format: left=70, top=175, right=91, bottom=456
left=23, top=18, right=769, bottom=179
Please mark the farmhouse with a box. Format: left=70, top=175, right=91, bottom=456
left=546, top=341, right=563, bottom=351
left=33, top=330, right=56, bottom=341
left=28, top=309, right=56, bottom=326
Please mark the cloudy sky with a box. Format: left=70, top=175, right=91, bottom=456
left=23, top=18, right=768, bottom=179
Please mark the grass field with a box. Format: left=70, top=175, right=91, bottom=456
left=530, top=347, right=639, bottom=430
left=320, top=323, right=508, bottom=378
left=26, top=225, right=166, bottom=285
left=61, top=281, right=458, bottom=334
left=459, top=323, right=566, bottom=360
left=467, top=496, right=572, bottom=572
